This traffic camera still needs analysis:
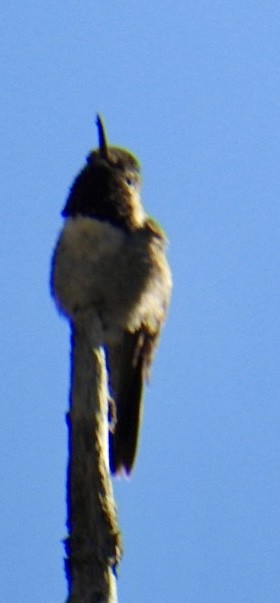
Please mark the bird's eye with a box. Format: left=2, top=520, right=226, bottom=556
left=125, top=177, right=133, bottom=186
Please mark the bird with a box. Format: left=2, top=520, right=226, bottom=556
left=51, top=115, right=172, bottom=475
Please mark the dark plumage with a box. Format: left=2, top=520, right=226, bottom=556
left=51, top=116, right=172, bottom=474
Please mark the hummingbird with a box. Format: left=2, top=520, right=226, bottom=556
left=51, top=115, right=172, bottom=474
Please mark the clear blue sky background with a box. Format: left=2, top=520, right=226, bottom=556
left=1, top=2, right=280, bottom=601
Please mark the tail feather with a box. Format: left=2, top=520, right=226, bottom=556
left=109, top=359, right=143, bottom=474
left=108, top=331, right=152, bottom=475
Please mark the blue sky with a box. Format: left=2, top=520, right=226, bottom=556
left=1, top=2, right=280, bottom=601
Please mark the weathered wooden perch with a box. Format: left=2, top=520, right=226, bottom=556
left=65, top=322, right=122, bottom=603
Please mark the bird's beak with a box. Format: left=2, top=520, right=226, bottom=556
left=96, top=114, right=109, bottom=160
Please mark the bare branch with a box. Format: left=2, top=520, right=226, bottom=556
left=65, top=322, right=122, bottom=603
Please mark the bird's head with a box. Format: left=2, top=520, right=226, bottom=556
left=62, top=115, right=145, bottom=230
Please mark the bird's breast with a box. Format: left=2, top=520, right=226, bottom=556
left=51, top=216, right=171, bottom=336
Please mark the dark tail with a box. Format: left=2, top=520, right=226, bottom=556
left=109, top=331, right=149, bottom=475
